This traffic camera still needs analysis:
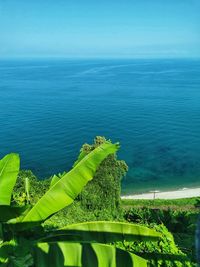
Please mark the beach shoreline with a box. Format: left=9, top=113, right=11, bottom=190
left=121, top=187, right=200, bottom=200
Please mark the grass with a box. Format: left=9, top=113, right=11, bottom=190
left=121, top=197, right=200, bottom=211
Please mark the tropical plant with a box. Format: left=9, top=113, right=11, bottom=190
left=124, top=206, right=198, bottom=264
left=12, top=170, right=51, bottom=206
left=0, top=142, right=160, bottom=267
left=77, top=136, right=128, bottom=213
left=12, top=137, right=128, bottom=227
left=117, top=224, right=195, bottom=267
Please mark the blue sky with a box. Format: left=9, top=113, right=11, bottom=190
left=0, top=0, right=199, bottom=58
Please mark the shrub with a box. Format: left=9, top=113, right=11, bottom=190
left=116, top=224, right=195, bottom=267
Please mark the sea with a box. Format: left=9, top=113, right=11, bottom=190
left=0, top=58, right=200, bottom=194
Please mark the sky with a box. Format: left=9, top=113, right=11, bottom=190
left=0, top=0, right=200, bottom=58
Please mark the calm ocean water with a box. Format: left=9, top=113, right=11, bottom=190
left=0, top=58, right=200, bottom=194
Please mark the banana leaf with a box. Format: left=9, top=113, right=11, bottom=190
left=40, top=221, right=161, bottom=243
left=25, top=177, right=30, bottom=204
left=73, top=149, right=88, bottom=168
left=22, top=142, right=119, bottom=222
left=49, top=175, right=60, bottom=188
left=34, top=242, right=147, bottom=267
left=0, top=154, right=20, bottom=206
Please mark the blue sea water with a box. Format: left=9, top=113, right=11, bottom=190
left=0, top=58, right=200, bottom=194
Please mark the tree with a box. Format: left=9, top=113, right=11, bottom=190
left=77, top=136, right=128, bottom=213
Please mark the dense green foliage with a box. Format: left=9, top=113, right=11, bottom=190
left=12, top=170, right=50, bottom=206
left=0, top=140, right=161, bottom=267
left=122, top=197, right=199, bottom=266
left=78, top=136, right=128, bottom=212
left=124, top=206, right=198, bottom=234
left=124, top=207, right=198, bottom=265
left=122, top=198, right=199, bottom=210
left=3, top=137, right=198, bottom=266
left=117, top=224, right=194, bottom=267
left=13, top=137, right=128, bottom=227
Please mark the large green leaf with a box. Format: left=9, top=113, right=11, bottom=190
left=34, top=242, right=147, bottom=267
left=0, top=154, right=20, bottom=206
left=40, top=221, right=161, bottom=243
left=49, top=172, right=67, bottom=189
left=73, top=149, right=88, bottom=168
left=25, top=177, right=30, bottom=204
left=22, top=142, right=119, bottom=222
left=49, top=175, right=60, bottom=188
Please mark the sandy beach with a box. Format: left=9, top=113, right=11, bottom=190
left=121, top=187, right=200, bottom=200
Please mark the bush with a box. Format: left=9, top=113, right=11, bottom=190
left=78, top=136, right=128, bottom=213
left=116, top=224, right=195, bottom=267
left=12, top=170, right=50, bottom=206
left=124, top=207, right=197, bottom=233
left=124, top=207, right=198, bottom=263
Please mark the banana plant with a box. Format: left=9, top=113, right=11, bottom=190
left=0, top=142, right=161, bottom=267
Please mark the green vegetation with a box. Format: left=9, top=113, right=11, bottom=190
left=116, top=224, right=194, bottom=267
left=12, top=170, right=50, bottom=206
left=122, top=198, right=199, bottom=266
left=78, top=136, right=128, bottom=213
left=122, top=198, right=199, bottom=210
left=0, top=140, right=161, bottom=267
left=0, top=137, right=198, bottom=266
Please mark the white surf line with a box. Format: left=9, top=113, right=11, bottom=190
left=121, top=187, right=200, bottom=200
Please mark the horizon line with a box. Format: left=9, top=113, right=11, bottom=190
left=1, top=55, right=200, bottom=61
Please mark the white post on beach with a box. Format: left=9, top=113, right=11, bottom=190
left=150, top=190, right=160, bottom=200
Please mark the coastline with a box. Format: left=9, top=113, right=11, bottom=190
left=121, top=187, right=200, bottom=200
